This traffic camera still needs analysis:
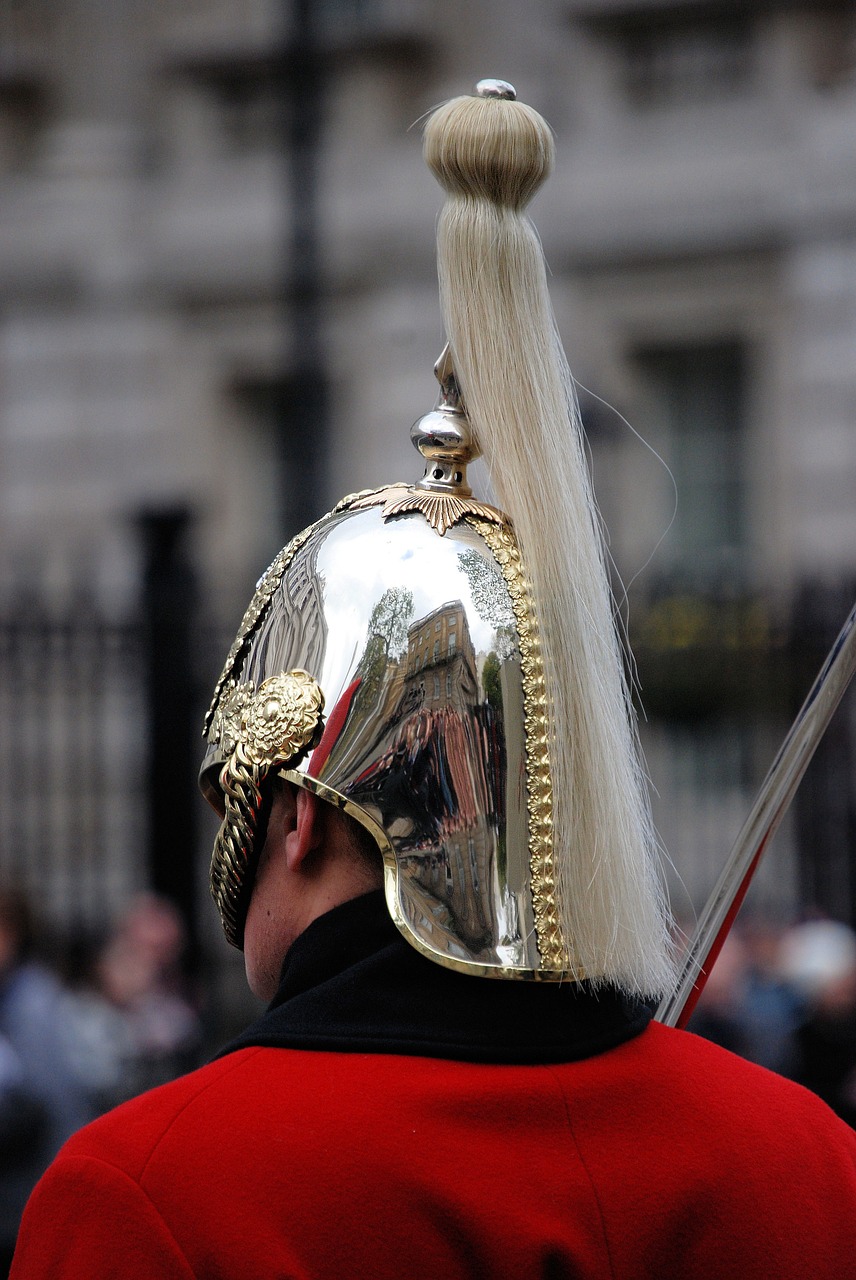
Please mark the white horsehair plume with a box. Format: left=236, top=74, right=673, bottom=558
left=423, top=83, right=675, bottom=996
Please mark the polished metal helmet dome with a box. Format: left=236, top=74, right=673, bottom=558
left=200, top=350, right=572, bottom=978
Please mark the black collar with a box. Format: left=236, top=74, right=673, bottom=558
left=220, top=891, right=652, bottom=1065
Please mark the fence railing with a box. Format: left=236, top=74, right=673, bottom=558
left=0, top=603, right=148, bottom=935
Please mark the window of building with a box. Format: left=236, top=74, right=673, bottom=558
left=617, top=13, right=756, bottom=108
left=448, top=633, right=456, bottom=655
left=206, top=65, right=278, bottom=157
left=168, top=53, right=279, bottom=162
left=0, top=78, right=50, bottom=174
left=804, top=7, right=856, bottom=92
left=633, top=340, right=747, bottom=586
left=288, top=0, right=431, bottom=45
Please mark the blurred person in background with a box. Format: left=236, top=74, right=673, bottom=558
left=0, top=889, right=94, bottom=1276
left=687, top=931, right=756, bottom=1059
left=689, top=920, right=801, bottom=1079
left=54, top=929, right=135, bottom=1118
left=737, top=917, right=802, bottom=1077
left=57, top=895, right=202, bottom=1117
left=0, top=890, right=202, bottom=1269
left=95, top=894, right=202, bottom=1099
left=780, top=918, right=856, bottom=1127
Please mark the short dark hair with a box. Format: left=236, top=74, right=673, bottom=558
left=339, top=808, right=383, bottom=872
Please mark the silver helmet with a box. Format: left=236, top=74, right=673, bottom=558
left=200, top=82, right=674, bottom=995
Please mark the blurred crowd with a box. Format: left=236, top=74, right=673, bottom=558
left=0, top=888, right=203, bottom=1273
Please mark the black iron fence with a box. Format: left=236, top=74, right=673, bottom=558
left=630, top=579, right=856, bottom=926
left=0, top=600, right=148, bottom=937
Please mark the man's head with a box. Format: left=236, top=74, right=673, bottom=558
left=243, top=777, right=383, bottom=1001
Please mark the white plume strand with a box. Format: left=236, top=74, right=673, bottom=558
left=424, top=94, right=675, bottom=996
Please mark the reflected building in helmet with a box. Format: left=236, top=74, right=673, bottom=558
left=362, top=598, right=497, bottom=955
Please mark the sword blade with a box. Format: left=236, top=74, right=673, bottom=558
left=656, top=600, right=856, bottom=1029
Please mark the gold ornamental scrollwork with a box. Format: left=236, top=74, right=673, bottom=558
left=349, top=483, right=504, bottom=538
left=204, top=516, right=328, bottom=740
left=210, top=670, right=325, bottom=947
left=466, top=515, right=572, bottom=973
left=213, top=671, right=325, bottom=768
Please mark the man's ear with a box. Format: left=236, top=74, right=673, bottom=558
left=284, top=786, right=324, bottom=872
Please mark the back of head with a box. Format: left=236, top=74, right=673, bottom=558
left=199, top=81, right=674, bottom=998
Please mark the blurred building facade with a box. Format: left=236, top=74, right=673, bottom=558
left=0, top=0, right=854, bottom=973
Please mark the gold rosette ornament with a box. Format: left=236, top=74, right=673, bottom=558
left=209, top=670, right=325, bottom=945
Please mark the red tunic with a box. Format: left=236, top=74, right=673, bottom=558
left=11, top=1021, right=856, bottom=1279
